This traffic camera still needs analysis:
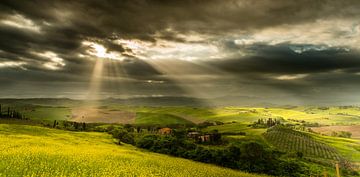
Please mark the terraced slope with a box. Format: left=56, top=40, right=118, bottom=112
left=264, top=126, right=343, bottom=161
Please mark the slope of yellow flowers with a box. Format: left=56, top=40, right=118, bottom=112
left=0, top=124, right=267, bottom=177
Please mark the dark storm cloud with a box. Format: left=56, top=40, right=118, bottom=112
left=208, top=44, right=360, bottom=75
left=2, top=0, right=360, bottom=40
left=1, top=0, right=359, bottom=68
left=1, top=0, right=360, bottom=103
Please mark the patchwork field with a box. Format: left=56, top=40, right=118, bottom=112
left=0, top=124, right=267, bottom=177
left=71, top=107, right=136, bottom=124
left=311, top=125, right=360, bottom=139
left=5, top=102, right=360, bottom=127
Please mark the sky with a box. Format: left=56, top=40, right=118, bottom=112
left=0, top=0, right=360, bottom=105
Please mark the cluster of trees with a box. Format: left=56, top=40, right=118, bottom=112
left=60, top=121, right=86, bottom=131
left=288, top=119, right=320, bottom=127
left=339, top=106, right=355, bottom=109
left=0, top=105, right=26, bottom=119
left=110, top=127, right=311, bottom=177
left=331, top=131, right=352, bottom=138
left=318, top=107, right=329, bottom=110
left=47, top=120, right=87, bottom=131
left=251, top=118, right=281, bottom=128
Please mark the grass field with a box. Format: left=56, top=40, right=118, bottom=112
left=21, top=106, right=71, bottom=121
left=201, top=122, right=267, bottom=144
left=135, top=112, right=194, bottom=125
left=264, top=107, right=360, bottom=125
left=5, top=102, right=360, bottom=127
left=203, top=123, right=266, bottom=135
left=0, top=124, right=268, bottom=177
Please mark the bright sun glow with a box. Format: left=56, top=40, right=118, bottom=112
left=114, top=38, right=221, bottom=61
left=82, top=41, right=123, bottom=60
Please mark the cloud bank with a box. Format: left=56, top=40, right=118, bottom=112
left=0, top=0, right=360, bottom=104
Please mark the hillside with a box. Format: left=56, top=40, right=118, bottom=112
left=0, top=124, right=267, bottom=177
left=264, top=126, right=342, bottom=161
left=264, top=126, right=360, bottom=170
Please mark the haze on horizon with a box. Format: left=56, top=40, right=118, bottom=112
left=1, top=0, right=360, bottom=105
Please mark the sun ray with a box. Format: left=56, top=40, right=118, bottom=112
left=87, top=58, right=104, bottom=100
left=144, top=59, right=226, bottom=100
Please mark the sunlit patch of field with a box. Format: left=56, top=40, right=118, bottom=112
left=311, top=125, right=360, bottom=139
left=71, top=107, right=136, bottom=124
left=4, top=101, right=360, bottom=127
left=204, top=123, right=266, bottom=136
left=196, top=107, right=270, bottom=123
left=262, top=107, right=360, bottom=125
left=130, top=106, right=360, bottom=126
left=0, top=124, right=268, bottom=177
left=203, top=123, right=267, bottom=142
left=129, top=106, right=214, bottom=123
left=135, top=112, right=195, bottom=125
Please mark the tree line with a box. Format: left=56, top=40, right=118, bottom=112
left=0, top=104, right=26, bottom=119
left=109, top=126, right=313, bottom=177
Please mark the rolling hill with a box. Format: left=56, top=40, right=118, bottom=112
left=0, top=124, right=267, bottom=177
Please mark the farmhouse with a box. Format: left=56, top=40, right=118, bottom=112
left=159, top=127, right=172, bottom=135
left=187, top=131, right=220, bottom=143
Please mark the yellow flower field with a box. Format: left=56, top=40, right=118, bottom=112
left=0, top=124, right=267, bottom=177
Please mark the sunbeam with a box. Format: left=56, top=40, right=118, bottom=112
left=87, top=58, right=104, bottom=100
left=144, top=58, right=226, bottom=101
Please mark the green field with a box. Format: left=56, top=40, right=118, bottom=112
left=0, top=124, right=267, bottom=177
left=127, top=106, right=360, bottom=126
left=4, top=102, right=360, bottom=127
left=135, top=112, right=194, bottom=125
left=22, top=107, right=71, bottom=121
